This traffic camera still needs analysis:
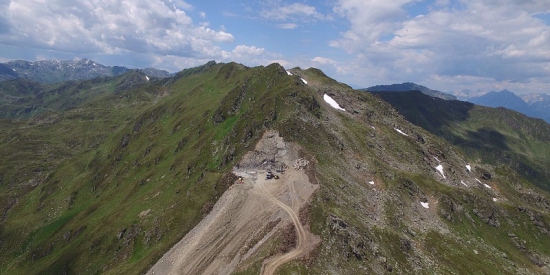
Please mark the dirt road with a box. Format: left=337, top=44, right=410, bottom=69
left=146, top=131, right=319, bottom=275
left=258, top=177, right=317, bottom=275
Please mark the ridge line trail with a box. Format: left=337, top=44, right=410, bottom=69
left=258, top=178, right=309, bottom=275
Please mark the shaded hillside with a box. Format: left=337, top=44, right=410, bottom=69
left=374, top=90, right=550, bottom=191
left=1, top=63, right=549, bottom=275
left=0, top=70, right=158, bottom=119
left=363, top=82, right=456, bottom=100
left=0, top=63, right=17, bottom=82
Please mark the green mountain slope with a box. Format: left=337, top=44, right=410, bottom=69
left=1, top=63, right=549, bottom=275
left=373, top=91, right=550, bottom=191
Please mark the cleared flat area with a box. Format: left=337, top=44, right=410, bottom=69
left=147, top=131, right=319, bottom=275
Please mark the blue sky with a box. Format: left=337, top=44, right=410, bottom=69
left=1, top=0, right=549, bottom=95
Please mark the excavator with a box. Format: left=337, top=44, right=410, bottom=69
left=266, top=171, right=279, bottom=180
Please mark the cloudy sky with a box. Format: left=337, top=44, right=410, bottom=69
left=1, top=0, right=549, bottom=95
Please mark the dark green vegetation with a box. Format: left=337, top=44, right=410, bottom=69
left=1, top=62, right=549, bottom=274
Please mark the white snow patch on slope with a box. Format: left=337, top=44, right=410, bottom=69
left=301, top=78, right=308, bottom=84
left=475, top=178, right=482, bottom=184
left=484, top=184, right=492, bottom=189
left=461, top=180, right=468, bottom=186
left=323, top=94, right=345, bottom=111
left=466, top=164, right=472, bottom=172
left=368, top=181, right=375, bottom=185
left=146, top=75, right=150, bottom=81
left=394, top=128, right=408, bottom=136
left=436, top=164, right=446, bottom=179
left=493, top=198, right=498, bottom=202
left=421, top=202, right=429, bottom=209
left=286, top=70, right=292, bottom=76
left=434, top=157, right=440, bottom=163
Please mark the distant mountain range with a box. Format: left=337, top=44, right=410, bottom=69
left=0, top=58, right=170, bottom=83
left=362, top=82, right=457, bottom=100
left=2, top=59, right=547, bottom=124
left=468, top=90, right=550, bottom=123
left=363, top=82, right=549, bottom=124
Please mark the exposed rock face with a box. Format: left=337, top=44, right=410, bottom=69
left=238, top=130, right=298, bottom=171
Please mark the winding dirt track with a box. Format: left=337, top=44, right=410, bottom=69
left=146, top=131, right=319, bottom=275
left=258, top=179, right=311, bottom=275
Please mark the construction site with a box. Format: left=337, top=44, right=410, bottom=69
left=147, top=130, right=320, bottom=275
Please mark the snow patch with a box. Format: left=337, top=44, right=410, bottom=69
left=466, top=164, right=472, bottom=172
left=371, top=126, right=376, bottom=130
left=421, top=202, right=429, bottom=209
left=323, top=94, right=345, bottom=111
left=301, top=78, right=308, bottom=84
left=492, top=198, right=498, bottom=202
left=461, top=180, right=468, bottom=186
left=394, top=128, right=409, bottom=136
left=475, top=178, right=482, bottom=184
left=484, top=184, right=492, bottom=189
left=146, top=75, right=150, bottom=81
left=434, top=157, right=440, bottom=163
left=368, top=181, right=375, bottom=185
left=435, top=164, right=446, bottom=179
left=286, top=70, right=293, bottom=76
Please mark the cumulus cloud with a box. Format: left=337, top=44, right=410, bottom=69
left=259, top=0, right=331, bottom=30
left=311, top=56, right=336, bottom=65
left=219, top=44, right=286, bottom=68
left=1, top=0, right=234, bottom=58
left=331, top=0, right=550, bottom=92
left=261, top=1, right=327, bottom=21
left=228, top=45, right=266, bottom=58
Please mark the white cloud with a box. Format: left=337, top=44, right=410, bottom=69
left=261, top=1, right=327, bottom=21
left=1, top=0, right=233, bottom=59
left=277, top=23, right=298, bottom=29
left=230, top=45, right=266, bottom=57
left=218, top=44, right=287, bottom=69
left=311, top=56, right=336, bottom=65
left=330, top=0, right=550, bottom=93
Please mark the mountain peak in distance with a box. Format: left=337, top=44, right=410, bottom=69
left=362, top=82, right=457, bottom=100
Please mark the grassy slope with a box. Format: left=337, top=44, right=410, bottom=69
left=242, top=70, right=550, bottom=274
left=0, top=62, right=324, bottom=274
left=1, top=64, right=549, bottom=274
left=374, top=91, right=550, bottom=191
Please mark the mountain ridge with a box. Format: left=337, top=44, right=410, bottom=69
left=0, top=58, right=170, bottom=84
left=468, top=90, right=550, bottom=123
left=0, top=62, right=549, bottom=274
left=362, top=82, right=457, bottom=100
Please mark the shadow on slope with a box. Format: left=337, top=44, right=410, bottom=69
left=373, top=90, right=550, bottom=191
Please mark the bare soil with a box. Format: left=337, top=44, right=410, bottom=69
left=147, top=130, right=320, bottom=275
